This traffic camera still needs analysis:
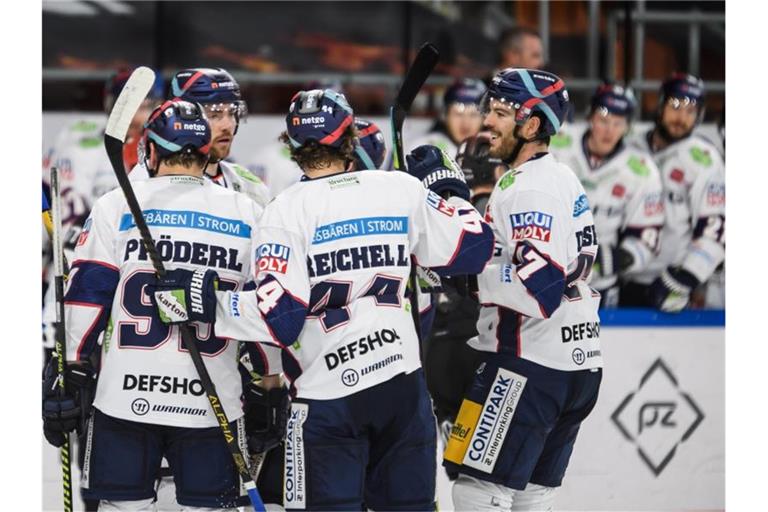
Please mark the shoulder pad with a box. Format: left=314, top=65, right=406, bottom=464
left=231, top=163, right=264, bottom=185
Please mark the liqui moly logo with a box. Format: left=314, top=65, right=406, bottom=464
left=256, top=243, right=291, bottom=274
left=510, top=211, right=553, bottom=242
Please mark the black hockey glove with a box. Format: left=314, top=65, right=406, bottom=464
left=650, top=267, right=700, bottom=313
left=42, top=357, right=96, bottom=448
left=151, top=268, right=219, bottom=324
left=406, top=144, right=470, bottom=201
left=242, top=379, right=291, bottom=454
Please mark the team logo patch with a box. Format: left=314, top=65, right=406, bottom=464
left=510, top=211, right=553, bottom=242
left=77, top=217, right=93, bottom=246
left=255, top=243, right=291, bottom=274
left=573, top=194, right=590, bottom=217
left=644, top=192, right=664, bottom=216
left=707, top=183, right=725, bottom=206
left=462, top=368, right=527, bottom=473
left=670, top=168, right=685, bottom=183
left=426, top=190, right=456, bottom=216
left=612, top=184, right=626, bottom=198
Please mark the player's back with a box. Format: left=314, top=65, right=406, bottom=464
left=262, top=170, right=489, bottom=399
left=69, top=175, right=261, bottom=428
left=472, top=153, right=603, bottom=371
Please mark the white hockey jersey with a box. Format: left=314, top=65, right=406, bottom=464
left=130, top=160, right=271, bottom=208
left=472, top=153, right=603, bottom=371
left=64, top=175, right=262, bottom=428
left=212, top=170, right=494, bottom=400
left=628, top=131, right=725, bottom=284
left=551, top=126, right=664, bottom=294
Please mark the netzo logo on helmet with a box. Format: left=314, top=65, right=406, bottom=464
left=173, top=121, right=207, bottom=131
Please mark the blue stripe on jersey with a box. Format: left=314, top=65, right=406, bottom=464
left=312, top=217, right=408, bottom=245
left=260, top=275, right=308, bottom=346
left=118, top=209, right=251, bottom=238
left=430, top=211, right=494, bottom=277
left=497, top=307, right=522, bottom=355
left=64, top=261, right=120, bottom=360
left=516, top=243, right=566, bottom=318
left=281, top=350, right=303, bottom=397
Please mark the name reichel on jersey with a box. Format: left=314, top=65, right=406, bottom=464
left=472, top=153, right=603, bottom=371
left=65, top=175, right=262, bottom=428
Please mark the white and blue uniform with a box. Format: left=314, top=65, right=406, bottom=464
left=64, top=175, right=262, bottom=508
left=551, top=125, right=665, bottom=306
left=212, top=169, right=494, bottom=509
left=444, top=153, right=603, bottom=493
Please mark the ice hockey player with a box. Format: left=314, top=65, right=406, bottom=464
left=407, top=78, right=487, bottom=158
left=550, top=83, right=664, bottom=307
left=351, top=118, right=387, bottom=170
left=443, top=69, right=602, bottom=511
left=624, top=73, right=725, bottom=311
left=423, top=133, right=507, bottom=477
left=42, top=99, right=284, bottom=510
left=129, top=67, right=271, bottom=209
left=150, top=88, right=495, bottom=510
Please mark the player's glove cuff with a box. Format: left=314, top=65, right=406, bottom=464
left=650, top=267, right=700, bottom=313
left=243, top=380, right=291, bottom=454
left=406, top=144, right=470, bottom=201
left=152, top=268, right=219, bottom=324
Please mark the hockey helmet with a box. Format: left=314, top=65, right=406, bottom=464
left=591, top=82, right=636, bottom=119
left=353, top=119, right=387, bottom=170
left=481, top=68, right=569, bottom=139
left=142, top=100, right=211, bottom=160
left=443, top=78, right=487, bottom=109
left=104, top=67, right=164, bottom=113
left=170, top=68, right=247, bottom=127
left=285, top=89, right=354, bottom=149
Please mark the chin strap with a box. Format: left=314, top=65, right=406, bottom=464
left=503, top=125, right=546, bottom=166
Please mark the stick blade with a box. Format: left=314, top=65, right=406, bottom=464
left=105, top=66, right=156, bottom=142
left=396, top=43, right=440, bottom=110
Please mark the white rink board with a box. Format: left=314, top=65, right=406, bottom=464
left=44, top=325, right=723, bottom=511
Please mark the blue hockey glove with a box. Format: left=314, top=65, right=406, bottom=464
left=42, top=357, right=96, bottom=448
left=406, top=144, right=470, bottom=201
left=243, top=379, right=290, bottom=454
left=151, top=268, right=219, bottom=324
left=650, top=267, right=700, bottom=313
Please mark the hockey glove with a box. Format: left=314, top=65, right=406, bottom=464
left=406, top=144, right=470, bottom=201
left=650, top=267, right=700, bottom=313
left=151, top=268, right=219, bottom=324
left=42, top=357, right=96, bottom=448
left=243, top=379, right=290, bottom=454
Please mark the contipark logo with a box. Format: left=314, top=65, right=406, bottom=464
left=463, top=368, right=527, bottom=473
left=284, top=404, right=308, bottom=508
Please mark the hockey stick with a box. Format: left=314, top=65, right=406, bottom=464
left=42, top=184, right=69, bottom=276
left=49, top=167, right=74, bottom=512
left=390, top=43, right=440, bottom=345
left=103, top=67, right=266, bottom=512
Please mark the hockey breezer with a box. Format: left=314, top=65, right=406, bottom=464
left=390, top=42, right=440, bottom=345
left=103, top=67, right=266, bottom=512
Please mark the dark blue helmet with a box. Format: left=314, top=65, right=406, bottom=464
left=353, top=119, right=386, bottom=170
left=482, top=68, right=569, bottom=138
left=170, top=68, right=247, bottom=118
left=285, top=89, right=354, bottom=149
left=444, top=78, right=487, bottom=109
left=591, top=82, right=636, bottom=119
left=660, top=73, right=705, bottom=108
left=104, top=67, right=164, bottom=113
left=142, top=100, right=211, bottom=160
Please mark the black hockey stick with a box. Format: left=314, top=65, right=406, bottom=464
left=103, top=67, right=266, bottom=512
left=49, top=167, right=73, bottom=512
left=390, top=43, right=440, bottom=345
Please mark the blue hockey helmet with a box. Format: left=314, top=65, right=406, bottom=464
left=142, top=100, right=211, bottom=160
left=104, top=67, right=164, bottom=113
left=170, top=68, right=247, bottom=125
left=353, top=119, right=387, bottom=170
left=443, top=78, right=487, bottom=109
left=659, top=73, right=705, bottom=108
left=590, top=82, right=636, bottom=119
left=285, top=89, right=354, bottom=149
left=482, top=68, right=569, bottom=139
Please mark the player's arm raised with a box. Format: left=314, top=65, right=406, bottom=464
left=477, top=188, right=570, bottom=319
left=406, top=144, right=495, bottom=276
